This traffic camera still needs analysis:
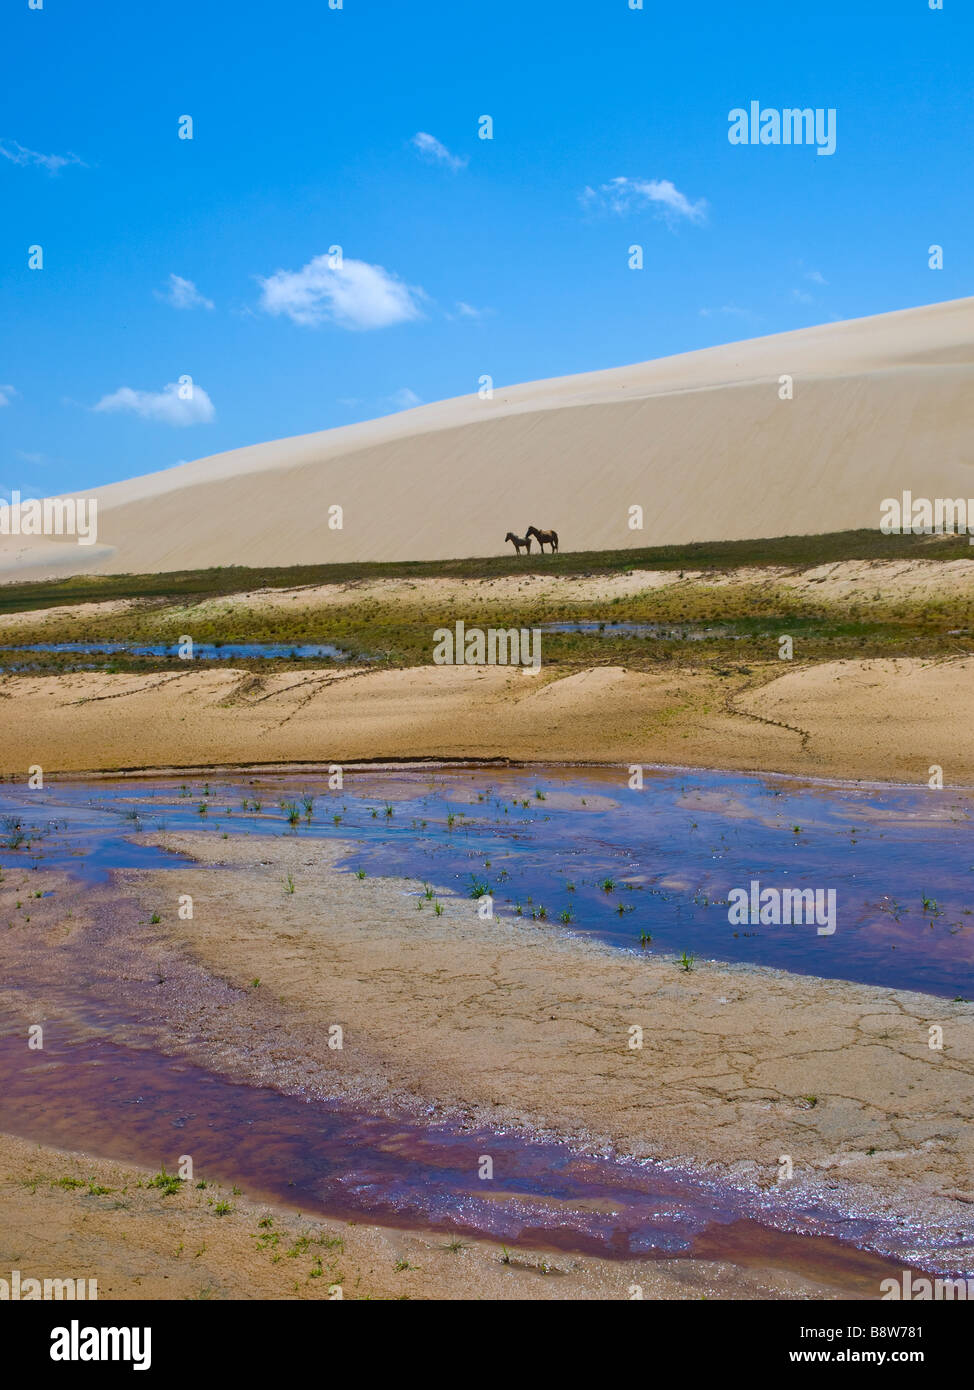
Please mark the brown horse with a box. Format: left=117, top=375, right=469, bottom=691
left=526, top=525, right=559, bottom=554
left=505, top=531, right=533, bottom=555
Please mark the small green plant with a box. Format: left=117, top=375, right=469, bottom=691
left=214, top=1200, right=232, bottom=1216
left=355, top=869, right=367, bottom=880
left=679, top=950, right=696, bottom=973
left=150, top=911, right=161, bottom=924
left=434, top=901, right=444, bottom=916
left=283, top=800, right=301, bottom=826
left=284, top=873, right=295, bottom=894
left=558, top=908, right=573, bottom=924
left=147, top=1167, right=183, bottom=1196
left=600, top=877, right=615, bottom=893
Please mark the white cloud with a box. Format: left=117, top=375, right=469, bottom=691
left=92, top=381, right=216, bottom=426
left=791, top=288, right=814, bottom=304
left=581, top=176, right=707, bottom=224
left=410, top=131, right=468, bottom=172
left=387, top=387, right=422, bottom=409
left=0, top=139, right=87, bottom=174
left=805, top=269, right=828, bottom=285
left=156, top=274, right=214, bottom=310
left=257, top=254, right=426, bottom=330
left=0, top=384, right=18, bottom=407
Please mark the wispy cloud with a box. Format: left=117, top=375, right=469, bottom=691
left=0, top=139, right=87, bottom=174
left=804, top=269, right=828, bottom=286
left=581, top=177, right=707, bottom=224
left=448, top=300, right=492, bottom=321
left=698, top=304, right=758, bottom=321
left=410, top=131, right=468, bottom=172
left=92, top=382, right=215, bottom=426
left=791, top=288, right=814, bottom=304
left=386, top=387, right=422, bottom=410
left=0, top=384, right=18, bottom=407
left=156, top=274, right=214, bottom=310
left=257, top=254, right=426, bottom=330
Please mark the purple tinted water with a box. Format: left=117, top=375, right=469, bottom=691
left=3, top=764, right=971, bottom=996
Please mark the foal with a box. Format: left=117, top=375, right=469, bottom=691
left=505, top=531, right=533, bottom=555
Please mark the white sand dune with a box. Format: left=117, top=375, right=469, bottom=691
left=5, top=296, right=974, bottom=579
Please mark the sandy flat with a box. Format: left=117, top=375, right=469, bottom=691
left=4, top=297, right=974, bottom=578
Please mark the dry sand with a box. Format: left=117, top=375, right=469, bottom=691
left=4, top=297, right=974, bottom=578
left=2, top=655, right=973, bottom=784
left=152, top=555, right=974, bottom=621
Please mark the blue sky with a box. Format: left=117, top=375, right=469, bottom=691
left=2, top=0, right=971, bottom=498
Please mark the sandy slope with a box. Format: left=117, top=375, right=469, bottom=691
left=5, top=297, right=974, bottom=579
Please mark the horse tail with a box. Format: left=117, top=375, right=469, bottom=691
left=552, top=531, right=559, bottom=550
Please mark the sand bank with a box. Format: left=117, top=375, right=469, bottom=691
left=1, top=655, right=973, bottom=784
